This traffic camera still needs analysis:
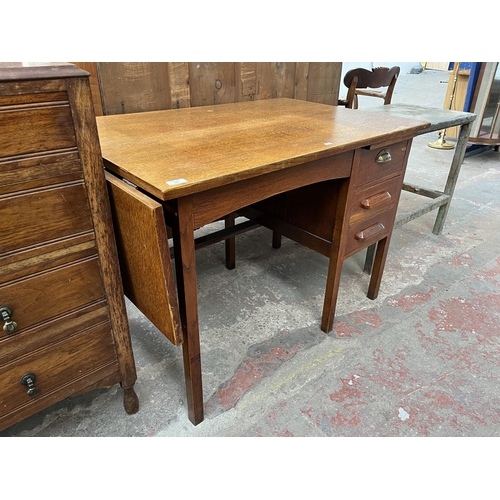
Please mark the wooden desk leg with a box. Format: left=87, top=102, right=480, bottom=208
left=367, top=237, right=390, bottom=300
left=433, top=121, right=472, bottom=235
left=321, top=250, right=344, bottom=333
left=322, top=178, right=352, bottom=333
left=172, top=196, right=204, bottom=425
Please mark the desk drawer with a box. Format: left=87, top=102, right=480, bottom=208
left=0, top=104, right=77, bottom=158
left=349, top=174, right=402, bottom=228
left=345, top=207, right=396, bottom=258
left=0, top=321, right=117, bottom=418
left=357, top=140, right=408, bottom=186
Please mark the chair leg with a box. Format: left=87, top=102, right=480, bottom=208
left=272, top=230, right=282, bottom=249
left=224, top=213, right=236, bottom=270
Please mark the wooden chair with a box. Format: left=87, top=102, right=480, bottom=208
left=339, top=66, right=400, bottom=109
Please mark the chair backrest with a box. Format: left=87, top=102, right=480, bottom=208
left=340, top=66, right=400, bottom=109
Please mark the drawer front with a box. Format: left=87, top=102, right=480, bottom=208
left=0, top=256, right=105, bottom=334
left=356, top=140, right=408, bottom=186
left=349, top=174, right=402, bottom=228
left=0, top=181, right=94, bottom=255
left=0, top=104, right=76, bottom=158
left=0, top=235, right=97, bottom=285
left=0, top=151, right=83, bottom=196
left=0, top=302, right=110, bottom=365
left=345, top=206, right=397, bottom=258
left=0, top=321, right=117, bottom=417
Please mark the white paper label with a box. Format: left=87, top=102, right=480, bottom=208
left=166, top=178, right=188, bottom=186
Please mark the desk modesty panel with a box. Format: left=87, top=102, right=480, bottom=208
left=97, top=99, right=430, bottom=425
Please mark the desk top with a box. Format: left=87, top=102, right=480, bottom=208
left=358, top=103, right=476, bottom=134
left=96, top=98, right=429, bottom=201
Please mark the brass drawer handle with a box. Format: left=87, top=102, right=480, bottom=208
left=21, top=373, right=39, bottom=397
left=355, top=222, right=386, bottom=241
left=375, top=149, right=392, bottom=163
left=361, top=191, right=392, bottom=209
left=0, top=305, right=17, bottom=333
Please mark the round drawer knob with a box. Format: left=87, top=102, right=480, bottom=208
left=20, top=373, right=39, bottom=397
left=1, top=305, right=18, bottom=333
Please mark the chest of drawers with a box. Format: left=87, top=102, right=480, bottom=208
left=0, top=63, right=138, bottom=431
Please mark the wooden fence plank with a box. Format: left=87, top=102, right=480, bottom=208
left=238, top=62, right=257, bottom=101
left=294, top=62, right=310, bottom=101
left=168, top=62, right=191, bottom=109
left=98, top=62, right=171, bottom=115
left=254, top=62, right=296, bottom=100
left=306, top=62, right=342, bottom=105
left=188, top=63, right=237, bottom=107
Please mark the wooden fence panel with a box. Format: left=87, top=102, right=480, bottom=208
left=72, top=62, right=342, bottom=115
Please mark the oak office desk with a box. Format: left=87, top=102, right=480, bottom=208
left=96, top=98, right=429, bottom=425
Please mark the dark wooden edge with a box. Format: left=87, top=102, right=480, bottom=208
left=66, top=76, right=138, bottom=393
left=0, top=63, right=89, bottom=82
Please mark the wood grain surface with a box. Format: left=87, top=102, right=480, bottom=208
left=97, top=98, right=430, bottom=201
left=106, top=172, right=182, bottom=346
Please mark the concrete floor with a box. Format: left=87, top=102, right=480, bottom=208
left=2, top=69, right=500, bottom=438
